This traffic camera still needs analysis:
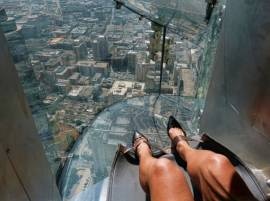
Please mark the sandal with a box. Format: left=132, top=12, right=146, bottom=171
left=167, top=116, right=187, bottom=137
left=167, top=115, right=196, bottom=147
left=167, top=116, right=191, bottom=167
left=120, top=131, right=167, bottom=165
left=132, top=131, right=151, bottom=153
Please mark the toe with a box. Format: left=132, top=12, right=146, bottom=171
left=169, top=128, right=184, bottom=139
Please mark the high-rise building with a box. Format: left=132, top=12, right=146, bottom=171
left=126, top=51, right=137, bottom=73
left=76, top=60, right=95, bottom=77
left=74, top=42, right=88, bottom=61
left=0, top=7, right=7, bottom=22
left=111, top=55, right=126, bottom=72
left=93, top=35, right=109, bottom=61
left=135, top=63, right=143, bottom=81
left=135, top=62, right=155, bottom=82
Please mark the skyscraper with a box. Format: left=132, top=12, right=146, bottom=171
left=74, top=42, right=88, bottom=61
left=94, top=35, right=109, bottom=61
left=126, top=51, right=137, bottom=73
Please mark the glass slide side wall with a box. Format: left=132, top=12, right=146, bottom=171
left=0, top=0, right=226, bottom=200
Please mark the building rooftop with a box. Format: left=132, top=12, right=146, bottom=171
left=68, top=86, right=84, bottom=97
left=49, top=37, right=64, bottom=45
left=68, top=86, right=93, bottom=98
left=95, top=62, right=108, bottom=68
left=69, top=72, right=80, bottom=80
left=76, top=60, right=96, bottom=66
left=110, top=81, right=145, bottom=97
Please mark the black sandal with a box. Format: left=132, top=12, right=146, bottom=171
left=120, top=131, right=167, bottom=165
left=167, top=116, right=191, bottom=167
left=167, top=116, right=187, bottom=137
left=167, top=116, right=201, bottom=146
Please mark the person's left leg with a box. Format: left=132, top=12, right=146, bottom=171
left=168, top=127, right=255, bottom=201
left=136, top=137, right=194, bottom=201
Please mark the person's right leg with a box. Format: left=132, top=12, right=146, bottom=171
left=168, top=128, right=256, bottom=201
left=136, top=137, right=194, bottom=201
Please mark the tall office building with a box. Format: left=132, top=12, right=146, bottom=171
left=0, top=7, right=7, bottom=22
left=126, top=51, right=137, bottom=73
left=135, top=63, right=143, bottom=81
left=111, top=55, right=126, bottom=72
left=93, top=35, right=109, bottom=61
left=135, top=62, right=155, bottom=82
left=74, top=42, right=88, bottom=61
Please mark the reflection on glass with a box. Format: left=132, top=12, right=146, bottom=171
left=116, top=0, right=205, bottom=25
left=116, top=0, right=207, bottom=40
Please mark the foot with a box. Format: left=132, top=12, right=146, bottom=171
left=167, top=117, right=192, bottom=164
left=167, top=116, right=189, bottom=148
left=168, top=128, right=189, bottom=148
left=133, top=131, right=152, bottom=158
left=121, top=131, right=165, bottom=165
left=167, top=116, right=185, bottom=134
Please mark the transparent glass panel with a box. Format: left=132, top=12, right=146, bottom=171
left=116, top=0, right=206, bottom=28
left=59, top=95, right=197, bottom=199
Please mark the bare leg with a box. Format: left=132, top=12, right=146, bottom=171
left=168, top=128, right=255, bottom=201
left=136, top=141, right=194, bottom=201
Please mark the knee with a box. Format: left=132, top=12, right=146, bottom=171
left=151, top=158, right=174, bottom=176
left=204, top=153, right=232, bottom=175
left=208, top=154, right=231, bottom=167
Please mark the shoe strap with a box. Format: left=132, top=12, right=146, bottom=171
left=133, top=136, right=150, bottom=151
left=172, top=135, right=202, bottom=147
left=119, top=144, right=132, bottom=154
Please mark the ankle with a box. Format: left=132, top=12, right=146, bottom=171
left=137, top=142, right=151, bottom=157
left=176, top=142, right=192, bottom=161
